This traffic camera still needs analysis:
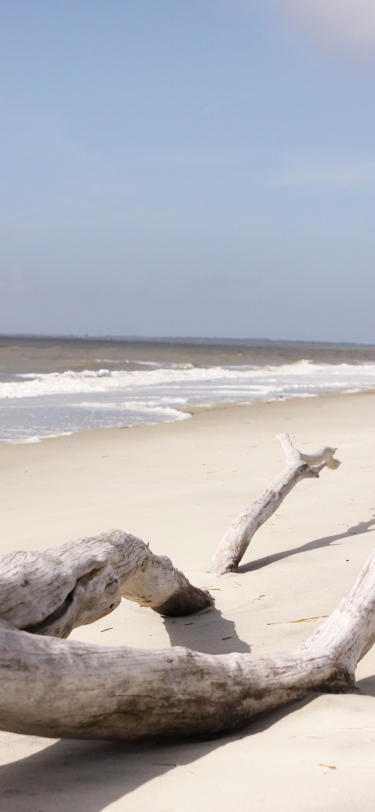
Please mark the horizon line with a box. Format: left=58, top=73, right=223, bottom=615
left=0, top=333, right=375, bottom=348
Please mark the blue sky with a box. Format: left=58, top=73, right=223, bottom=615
left=1, top=0, right=375, bottom=342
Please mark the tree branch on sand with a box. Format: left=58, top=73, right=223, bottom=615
left=0, top=530, right=213, bottom=639
left=211, top=433, right=340, bottom=576
left=1, top=432, right=368, bottom=745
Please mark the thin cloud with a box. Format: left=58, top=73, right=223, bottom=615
left=268, top=157, right=375, bottom=188
left=273, top=0, right=375, bottom=46
left=203, top=99, right=228, bottom=114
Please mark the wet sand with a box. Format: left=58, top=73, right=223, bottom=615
left=1, top=391, right=375, bottom=811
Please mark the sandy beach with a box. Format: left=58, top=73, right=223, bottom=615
left=1, top=391, right=375, bottom=811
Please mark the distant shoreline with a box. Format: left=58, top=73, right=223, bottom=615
left=1, top=333, right=375, bottom=348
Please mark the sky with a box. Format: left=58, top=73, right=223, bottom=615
left=1, top=0, right=375, bottom=343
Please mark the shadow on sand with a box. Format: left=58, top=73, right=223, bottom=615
left=163, top=608, right=250, bottom=655
left=238, top=516, right=375, bottom=574
left=1, top=517, right=375, bottom=811
left=0, top=697, right=315, bottom=812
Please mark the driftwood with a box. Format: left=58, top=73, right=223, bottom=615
left=211, top=433, right=340, bottom=575
left=0, top=431, right=363, bottom=743
left=0, top=530, right=213, bottom=638
left=0, top=542, right=374, bottom=741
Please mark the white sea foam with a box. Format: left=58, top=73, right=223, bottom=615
left=1, top=360, right=374, bottom=444
left=75, top=401, right=189, bottom=420
left=3, top=360, right=375, bottom=400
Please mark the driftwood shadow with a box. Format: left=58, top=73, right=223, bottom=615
left=0, top=695, right=318, bottom=812
left=356, top=675, right=375, bottom=697
left=238, top=516, right=375, bottom=574
left=163, top=608, right=251, bottom=654
left=0, top=736, right=223, bottom=812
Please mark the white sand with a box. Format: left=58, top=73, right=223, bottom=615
left=1, top=392, right=375, bottom=811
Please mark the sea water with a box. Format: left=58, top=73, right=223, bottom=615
left=1, top=336, right=374, bottom=444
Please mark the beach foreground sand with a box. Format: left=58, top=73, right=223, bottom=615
left=1, top=392, right=375, bottom=811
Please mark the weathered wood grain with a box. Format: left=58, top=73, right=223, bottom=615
left=0, top=530, right=213, bottom=638
left=211, top=434, right=340, bottom=575
left=1, top=541, right=375, bottom=741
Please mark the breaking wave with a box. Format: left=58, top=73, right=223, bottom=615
left=1, top=360, right=374, bottom=443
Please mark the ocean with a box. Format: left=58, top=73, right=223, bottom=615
left=1, top=335, right=375, bottom=444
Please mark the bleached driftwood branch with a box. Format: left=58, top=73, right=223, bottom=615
left=211, top=434, right=340, bottom=576
left=1, top=541, right=375, bottom=741
left=0, top=530, right=213, bottom=638
left=0, top=431, right=352, bottom=743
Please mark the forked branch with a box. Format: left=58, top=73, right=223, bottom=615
left=211, top=434, right=340, bottom=576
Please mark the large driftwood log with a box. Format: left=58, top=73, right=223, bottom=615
left=0, top=530, right=213, bottom=637
left=0, top=431, right=356, bottom=743
left=211, top=434, right=340, bottom=576
left=0, top=542, right=375, bottom=741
